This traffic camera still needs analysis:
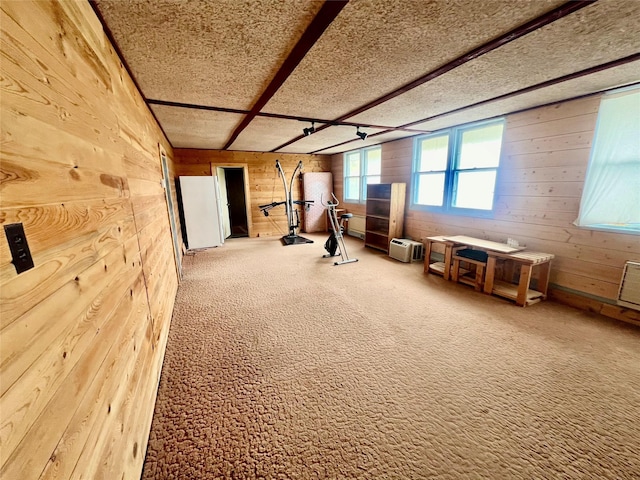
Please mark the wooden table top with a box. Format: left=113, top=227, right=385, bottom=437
left=486, top=250, right=555, bottom=264
left=442, top=235, right=525, bottom=254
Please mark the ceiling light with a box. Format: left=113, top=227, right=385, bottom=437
left=356, top=126, right=367, bottom=140
left=303, top=121, right=315, bottom=136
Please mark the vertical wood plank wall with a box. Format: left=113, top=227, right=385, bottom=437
left=332, top=96, right=640, bottom=323
left=0, top=1, right=179, bottom=478
left=175, top=150, right=331, bottom=241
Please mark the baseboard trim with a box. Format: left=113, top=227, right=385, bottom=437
left=549, top=286, right=640, bottom=327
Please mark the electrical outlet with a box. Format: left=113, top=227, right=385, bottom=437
left=4, top=223, right=35, bottom=274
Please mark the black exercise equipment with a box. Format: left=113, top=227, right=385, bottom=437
left=258, top=160, right=314, bottom=245
left=322, top=193, right=358, bottom=266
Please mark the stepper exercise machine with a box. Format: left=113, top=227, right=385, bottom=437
left=258, top=160, right=314, bottom=245
left=322, top=193, right=358, bottom=266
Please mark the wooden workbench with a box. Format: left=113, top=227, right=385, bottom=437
left=484, top=250, right=555, bottom=307
left=423, top=236, right=463, bottom=280
left=424, top=235, right=554, bottom=307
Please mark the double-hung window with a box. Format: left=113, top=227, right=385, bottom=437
left=344, top=146, right=381, bottom=203
left=413, top=119, right=504, bottom=215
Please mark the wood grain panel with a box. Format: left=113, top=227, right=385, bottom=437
left=1, top=236, right=140, bottom=396
left=138, top=220, right=176, bottom=330
left=0, top=1, right=179, bottom=478
left=175, top=163, right=213, bottom=177
left=503, top=131, right=593, bottom=156
left=0, top=198, right=133, bottom=277
left=498, top=181, right=584, bottom=198
left=493, top=195, right=581, bottom=212
left=506, top=95, right=600, bottom=128
left=552, top=256, right=623, bottom=285
left=501, top=166, right=587, bottom=183
left=24, top=273, right=147, bottom=479
left=2, top=271, right=149, bottom=480
left=492, top=209, right=578, bottom=228
left=124, top=143, right=164, bottom=183
left=502, top=149, right=592, bottom=169
left=1, top=253, right=142, bottom=476
left=0, top=6, right=119, bottom=143
left=0, top=120, right=129, bottom=207
left=551, top=270, right=620, bottom=299
left=0, top=215, right=136, bottom=325
left=131, top=194, right=167, bottom=232
left=89, top=322, right=156, bottom=480
left=505, top=113, right=597, bottom=143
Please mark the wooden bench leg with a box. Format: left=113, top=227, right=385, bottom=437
left=452, top=257, right=460, bottom=282
left=538, top=261, right=552, bottom=299
left=443, top=244, right=453, bottom=281
left=484, top=256, right=496, bottom=294
left=517, top=264, right=533, bottom=306
left=475, top=264, right=485, bottom=291
left=424, top=240, right=433, bottom=274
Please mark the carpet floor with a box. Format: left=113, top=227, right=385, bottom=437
left=142, top=234, right=640, bottom=479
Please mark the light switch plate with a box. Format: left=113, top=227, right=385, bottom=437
left=4, top=223, right=35, bottom=274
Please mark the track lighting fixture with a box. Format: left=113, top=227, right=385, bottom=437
left=356, top=126, right=367, bottom=140
left=303, top=121, right=315, bottom=136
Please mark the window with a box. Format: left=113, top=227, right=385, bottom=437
left=575, top=86, right=640, bottom=234
left=344, top=146, right=381, bottom=203
left=413, top=119, right=505, bottom=215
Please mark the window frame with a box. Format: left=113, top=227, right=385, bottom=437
left=411, top=118, right=505, bottom=217
left=343, top=145, right=382, bottom=204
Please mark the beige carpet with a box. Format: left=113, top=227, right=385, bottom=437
left=142, top=234, right=640, bottom=479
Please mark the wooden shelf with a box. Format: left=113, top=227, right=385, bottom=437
left=366, top=213, right=389, bottom=220
left=491, top=280, right=545, bottom=306
left=428, top=261, right=447, bottom=275
left=364, top=183, right=405, bottom=254
left=458, top=271, right=478, bottom=287
left=429, top=261, right=470, bottom=278
left=367, top=184, right=392, bottom=199
left=365, top=231, right=390, bottom=252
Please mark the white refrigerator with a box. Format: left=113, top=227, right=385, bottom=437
left=178, top=176, right=225, bottom=249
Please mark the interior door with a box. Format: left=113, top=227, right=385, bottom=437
left=160, top=145, right=182, bottom=278
left=211, top=163, right=252, bottom=238
left=216, top=167, right=232, bottom=239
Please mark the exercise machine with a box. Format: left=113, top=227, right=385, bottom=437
left=259, top=160, right=314, bottom=245
left=322, top=193, right=358, bottom=266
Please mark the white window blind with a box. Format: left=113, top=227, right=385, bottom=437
left=576, top=86, right=640, bottom=233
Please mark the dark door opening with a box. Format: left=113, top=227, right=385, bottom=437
left=222, top=168, right=249, bottom=238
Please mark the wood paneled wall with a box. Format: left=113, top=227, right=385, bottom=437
left=1, top=1, right=179, bottom=478
left=175, top=150, right=331, bottom=240
left=333, top=96, right=640, bottom=323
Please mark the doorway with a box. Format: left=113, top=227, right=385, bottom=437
left=214, top=164, right=251, bottom=238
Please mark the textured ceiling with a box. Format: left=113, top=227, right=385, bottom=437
left=149, top=105, right=244, bottom=150
left=262, top=0, right=567, bottom=120
left=349, top=0, right=640, bottom=127
left=93, top=0, right=640, bottom=155
left=95, top=0, right=325, bottom=110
